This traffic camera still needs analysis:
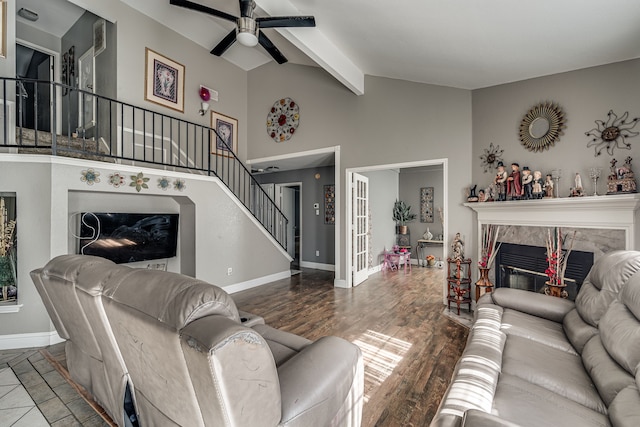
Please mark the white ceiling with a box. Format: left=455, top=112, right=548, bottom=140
left=26, top=1, right=640, bottom=94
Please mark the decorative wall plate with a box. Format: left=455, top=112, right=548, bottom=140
left=519, top=102, right=566, bottom=152
left=267, top=97, right=299, bottom=142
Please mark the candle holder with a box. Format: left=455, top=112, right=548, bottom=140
left=551, top=169, right=562, bottom=198
left=588, top=167, right=602, bottom=196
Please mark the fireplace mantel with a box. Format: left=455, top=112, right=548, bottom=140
left=465, top=194, right=640, bottom=250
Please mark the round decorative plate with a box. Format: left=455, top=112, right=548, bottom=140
left=267, top=97, right=299, bottom=142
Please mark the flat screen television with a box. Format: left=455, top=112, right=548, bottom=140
left=79, top=212, right=179, bottom=264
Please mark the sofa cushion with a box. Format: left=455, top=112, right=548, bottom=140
left=599, top=300, right=640, bottom=375
left=252, top=324, right=312, bottom=367
left=502, top=335, right=606, bottom=414
left=575, top=251, right=640, bottom=328
left=582, top=335, right=635, bottom=406
left=608, top=385, right=640, bottom=427
left=564, top=308, right=599, bottom=353
left=500, top=309, right=577, bottom=355
left=493, top=374, right=611, bottom=427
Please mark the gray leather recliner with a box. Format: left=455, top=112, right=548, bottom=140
left=32, top=255, right=364, bottom=427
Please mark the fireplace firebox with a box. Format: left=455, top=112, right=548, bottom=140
left=495, top=243, right=594, bottom=301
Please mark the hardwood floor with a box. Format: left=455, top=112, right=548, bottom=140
left=233, top=267, right=469, bottom=427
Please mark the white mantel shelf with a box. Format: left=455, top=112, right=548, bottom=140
left=465, top=193, right=640, bottom=250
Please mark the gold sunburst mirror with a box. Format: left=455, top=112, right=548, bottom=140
left=519, top=102, right=566, bottom=152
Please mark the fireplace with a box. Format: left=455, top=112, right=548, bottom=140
left=495, top=243, right=594, bottom=300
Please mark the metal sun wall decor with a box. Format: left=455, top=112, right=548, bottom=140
left=479, top=143, right=504, bottom=173
left=420, top=187, right=434, bottom=223
left=585, top=110, right=639, bottom=157
left=519, top=102, right=566, bottom=152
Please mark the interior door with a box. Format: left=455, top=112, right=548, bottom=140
left=78, top=48, right=95, bottom=134
left=352, top=173, right=369, bottom=286
left=276, top=185, right=296, bottom=259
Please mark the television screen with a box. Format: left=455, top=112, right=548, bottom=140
left=79, top=213, right=179, bottom=264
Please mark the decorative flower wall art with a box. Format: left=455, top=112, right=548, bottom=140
left=108, top=172, right=125, bottom=188
left=267, top=97, right=300, bottom=142
left=585, top=110, right=639, bottom=156
left=158, top=177, right=170, bottom=190
left=173, top=179, right=186, bottom=191
left=479, top=143, right=504, bottom=173
left=80, top=169, right=100, bottom=185
left=130, top=172, right=149, bottom=192
left=420, top=187, right=434, bottom=223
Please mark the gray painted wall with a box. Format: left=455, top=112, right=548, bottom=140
left=255, top=166, right=336, bottom=264
left=16, top=23, right=61, bottom=54
left=0, top=0, right=16, bottom=80
left=247, top=64, right=473, bottom=283
left=399, top=166, right=445, bottom=261
left=361, top=169, right=398, bottom=268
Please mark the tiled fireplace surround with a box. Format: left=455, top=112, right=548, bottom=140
left=466, top=194, right=640, bottom=301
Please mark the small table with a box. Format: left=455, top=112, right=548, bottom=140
left=383, top=251, right=412, bottom=274
left=416, top=239, right=444, bottom=266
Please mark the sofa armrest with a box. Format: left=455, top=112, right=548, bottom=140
left=461, top=409, right=523, bottom=427
left=484, top=288, right=575, bottom=323
left=237, top=310, right=265, bottom=327
left=278, top=336, right=363, bottom=427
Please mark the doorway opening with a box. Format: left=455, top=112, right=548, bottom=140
left=346, top=158, right=448, bottom=288
left=276, top=183, right=302, bottom=273
left=15, top=43, right=55, bottom=132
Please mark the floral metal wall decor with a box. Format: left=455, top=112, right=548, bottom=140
left=158, top=177, right=170, bottom=190
left=585, top=110, right=639, bottom=156
left=108, top=172, right=125, bottom=188
left=324, top=185, right=335, bottom=225
left=479, top=143, right=504, bottom=173
left=174, top=179, right=186, bottom=192
left=519, top=102, right=566, bottom=152
left=130, top=172, right=149, bottom=192
left=80, top=168, right=100, bottom=185
left=420, top=187, right=434, bottom=223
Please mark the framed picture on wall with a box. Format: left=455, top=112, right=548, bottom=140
left=211, top=111, right=238, bottom=157
left=324, top=185, right=335, bottom=225
left=93, top=19, right=106, bottom=57
left=144, top=48, right=185, bottom=113
left=420, top=187, right=434, bottom=223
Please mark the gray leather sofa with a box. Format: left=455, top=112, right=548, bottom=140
left=31, top=255, right=364, bottom=427
left=431, top=250, right=640, bottom=427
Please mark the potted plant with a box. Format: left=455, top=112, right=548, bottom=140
left=392, top=200, right=416, bottom=234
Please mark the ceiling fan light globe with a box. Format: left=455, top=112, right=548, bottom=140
left=237, top=17, right=259, bottom=47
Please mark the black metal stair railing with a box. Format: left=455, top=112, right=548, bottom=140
left=0, top=77, right=288, bottom=250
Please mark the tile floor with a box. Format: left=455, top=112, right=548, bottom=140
left=0, top=348, right=109, bottom=427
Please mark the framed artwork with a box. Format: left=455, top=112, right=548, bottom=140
left=324, top=185, right=335, bottom=225
left=211, top=111, right=238, bottom=157
left=93, top=19, right=106, bottom=57
left=0, top=1, right=6, bottom=59
left=420, top=187, right=434, bottom=223
left=144, top=48, right=185, bottom=113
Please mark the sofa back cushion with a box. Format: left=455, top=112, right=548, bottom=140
left=575, top=251, right=640, bottom=327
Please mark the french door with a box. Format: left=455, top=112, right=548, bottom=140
left=352, top=173, right=369, bottom=286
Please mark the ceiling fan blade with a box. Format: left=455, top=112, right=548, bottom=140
left=170, top=0, right=238, bottom=23
left=257, top=16, right=316, bottom=28
left=211, top=29, right=237, bottom=56
left=258, top=31, right=287, bottom=64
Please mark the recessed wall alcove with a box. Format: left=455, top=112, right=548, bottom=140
left=68, top=191, right=196, bottom=275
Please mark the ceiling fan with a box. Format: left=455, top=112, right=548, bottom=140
left=170, top=0, right=316, bottom=64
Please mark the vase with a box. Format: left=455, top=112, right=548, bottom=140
left=475, top=267, right=493, bottom=301
left=544, top=280, right=568, bottom=299
left=423, top=228, right=433, bottom=240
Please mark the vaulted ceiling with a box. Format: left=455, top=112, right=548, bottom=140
left=23, top=0, right=640, bottom=95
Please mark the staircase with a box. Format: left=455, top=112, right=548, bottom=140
left=0, top=77, right=288, bottom=250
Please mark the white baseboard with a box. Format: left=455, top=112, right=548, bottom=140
left=368, top=264, right=382, bottom=274
left=225, top=270, right=291, bottom=294
left=334, top=278, right=348, bottom=288
left=300, top=261, right=335, bottom=271
left=0, top=331, right=64, bottom=350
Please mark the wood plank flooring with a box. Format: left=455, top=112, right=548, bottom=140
left=233, top=267, right=469, bottom=427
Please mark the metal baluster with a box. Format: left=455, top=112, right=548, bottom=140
left=52, top=82, right=57, bottom=155
left=34, top=82, right=39, bottom=147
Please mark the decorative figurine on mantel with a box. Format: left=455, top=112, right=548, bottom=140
left=570, top=173, right=584, bottom=197
left=466, top=184, right=478, bottom=202
left=607, top=157, right=637, bottom=194
left=494, top=162, right=508, bottom=201
left=507, top=162, right=522, bottom=200
left=521, top=166, right=533, bottom=199
left=451, top=232, right=465, bottom=261
left=532, top=170, right=544, bottom=199
left=544, top=174, right=554, bottom=198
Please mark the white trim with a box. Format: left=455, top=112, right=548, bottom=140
left=0, top=331, right=64, bottom=350
left=225, top=270, right=291, bottom=294
left=0, top=304, right=23, bottom=313
left=300, top=261, right=335, bottom=271
left=368, top=264, right=382, bottom=274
